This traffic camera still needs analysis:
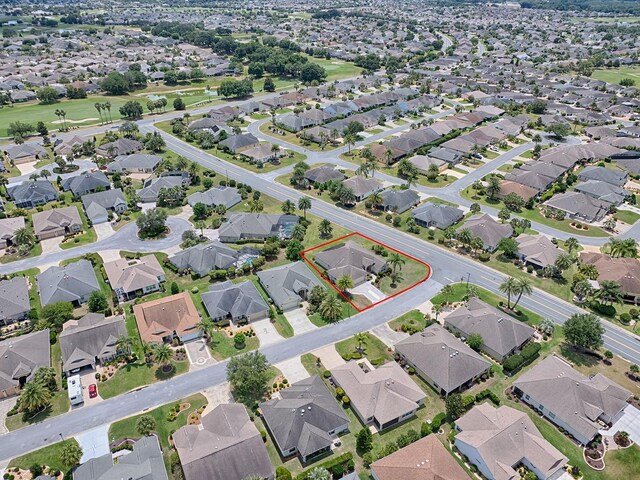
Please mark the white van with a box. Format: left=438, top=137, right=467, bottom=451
left=67, top=375, right=84, bottom=406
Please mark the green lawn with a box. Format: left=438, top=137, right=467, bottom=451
left=259, top=121, right=333, bottom=152
left=614, top=209, right=640, bottom=225
left=387, top=309, right=427, bottom=332
left=59, top=206, right=97, bottom=250
left=108, top=393, right=207, bottom=450
left=8, top=439, right=81, bottom=473
left=311, top=57, right=362, bottom=81
left=0, top=242, right=43, bottom=264
left=208, top=331, right=260, bottom=360
left=335, top=333, right=392, bottom=363
left=592, top=66, right=640, bottom=85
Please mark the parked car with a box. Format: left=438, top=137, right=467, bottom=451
left=89, top=384, right=97, bottom=398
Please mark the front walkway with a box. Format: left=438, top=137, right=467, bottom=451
left=252, top=318, right=284, bottom=347
left=0, top=397, right=17, bottom=435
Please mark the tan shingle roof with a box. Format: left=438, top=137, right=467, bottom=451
left=133, top=292, right=200, bottom=343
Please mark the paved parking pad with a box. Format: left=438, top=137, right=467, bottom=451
left=185, top=339, right=213, bottom=368
left=252, top=318, right=284, bottom=347
left=371, top=324, right=408, bottom=347
left=602, top=405, right=640, bottom=444
left=75, top=424, right=110, bottom=463
left=275, top=357, right=309, bottom=383
left=284, top=307, right=318, bottom=335
left=311, top=345, right=346, bottom=370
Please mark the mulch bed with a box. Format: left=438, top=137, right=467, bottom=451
left=614, top=432, right=632, bottom=448
left=585, top=442, right=605, bottom=470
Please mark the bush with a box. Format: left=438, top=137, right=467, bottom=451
left=503, top=342, right=541, bottom=373
left=431, top=412, right=446, bottom=431
left=296, top=452, right=353, bottom=480
left=475, top=389, right=500, bottom=405
left=260, top=429, right=267, bottom=442
left=590, top=301, right=617, bottom=317
left=322, top=370, right=332, bottom=379
left=478, top=252, right=490, bottom=262
left=620, top=312, right=631, bottom=324
left=335, top=387, right=345, bottom=397
left=420, top=421, right=432, bottom=437
left=276, top=466, right=292, bottom=480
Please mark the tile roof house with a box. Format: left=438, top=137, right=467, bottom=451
left=513, top=355, right=631, bottom=445
left=32, top=206, right=83, bottom=240
left=187, top=186, right=242, bottom=209
left=395, top=325, right=491, bottom=397
left=62, top=171, right=110, bottom=197
left=104, top=255, right=165, bottom=301
left=219, top=214, right=298, bottom=243
left=168, top=242, right=241, bottom=277
left=260, top=375, right=349, bottom=462
left=579, top=252, right=640, bottom=299
left=412, top=202, right=464, bottom=230
left=0, top=329, right=50, bottom=398
left=378, top=189, right=420, bottom=213
left=371, top=434, right=470, bottom=480
left=455, top=403, right=567, bottom=480
left=37, top=259, right=100, bottom=307
left=516, top=234, right=561, bottom=269
left=445, top=298, right=535, bottom=362
left=59, top=313, right=127, bottom=374
left=133, top=292, right=201, bottom=344
left=81, top=188, right=128, bottom=224
left=332, top=361, right=425, bottom=430
left=174, top=403, right=274, bottom=480
left=257, top=261, right=322, bottom=311
left=201, top=280, right=269, bottom=326
left=0, top=217, right=25, bottom=249
left=314, top=240, right=388, bottom=286
left=107, top=153, right=162, bottom=173
left=73, top=435, right=168, bottom=480
left=304, top=165, right=345, bottom=184
left=457, top=214, right=513, bottom=252
left=342, top=175, right=383, bottom=202
left=7, top=181, right=59, bottom=209
left=0, top=277, right=30, bottom=326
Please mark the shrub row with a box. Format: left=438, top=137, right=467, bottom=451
left=296, top=452, right=354, bottom=480
left=475, top=389, right=500, bottom=405
left=503, top=342, right=541, bottom=373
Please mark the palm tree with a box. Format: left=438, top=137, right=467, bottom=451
left=291, top=223, right=306, bottom=241
left=344, top=133, right=356, bottom=154
left=40, top=169, right=51, bottom=179
left=389, top=271, right=404, bottom=288
left=281, top=200, right=296, bottom=215
left=499, top=277, right=519, bottom=309
left=319, top=219, right=332, bottom=238
left=356, top=163, right=370, bottom=178
left=104, top=101, right=112, bottom=123
left=336, top=274, right=354, bottom=294
left=116, top=335, right=132, bottom=355
left=319, top=296, right=342, bottom=322
left=387, top=252, right=406, bottom=273
left=354, top=332, right=368, bottom=353
left=248, top=199, right=264, bottom=213
left=14, top=227, right=35, bottom=247
left=470, top=236, right=484, bottom=255
left=365, top=159, right=378, bottom=178
left=443, top=227, right=456, bottom=246
left=512, top=277, right=533, bottom=309
left=486, top=176, right=501, bottom=200
left=457, top=228, right=473, bottom=250
left=573, top=280, right=594, bottom=303
left=578, top=262, right=599, bottom=280
left=368, top=191, right=384, bottom=212
left=338, top=186, right=356, bottom=206
left=298, top=197, right=311, bottom=220
left=54, top=108, right=62, bottom=128
left=441, top=284, right=454, bottom=304
left=564, top=237, right=579, bottom=254
left=59, top=109, right=67, bottom=131
left=596, top=280, right=623, bottom=305
left=95, top=103, right=103, bottom=125
left=432, top=303, right=443, bottom=321
left=19, top=381, right=51, bottom=414
left=153, top=343, right=174, bottom=369
left=554, top=253, right=574, bottom=272
left=60, top=441, right=83, bottom=469
left=196, top=317, right=215, bottom=341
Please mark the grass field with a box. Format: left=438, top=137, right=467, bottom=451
left=592, top=66, right=640, bottom=86
left=8, top=439, right=81, bottom=473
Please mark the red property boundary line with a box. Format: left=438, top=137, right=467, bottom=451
left=300, top=232, right=432, bottom=313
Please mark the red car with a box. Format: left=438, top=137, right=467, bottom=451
left=88, top=384, right=97, bottom=398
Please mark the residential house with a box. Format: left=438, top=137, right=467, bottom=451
left=107, top=153, right=162, bottom=173
left=73, top=436, right=168, bottom=480
left=0, top=329, right=50, bottom=398
left=257, top=262, right=322, bottom=311
left=498, top=180, right=539, bottom=202
left=314, top=240, right=388, bottom=286
left=304, top=165, right=345, bottom=185
left=173, top=403, right=274, bottom=480
left=454, top=403, right=567, bottom=480
left=445, top=298, right=535, bottom=362
left=81, top=189, right=128, bottom=224
left=7, top=181, right=59, bottom=208
left=579, top=252, right=640, bottom=302
left=3, top=143, right=47, bottom=164
left=201, top=280, right=269, bottom=325
left=0, top=277, right=30, bottom=325
left=516, top=234, right=561, bottom=269
left=59, top=313, right=127, bottom=375
left=137, top=176, right=184, bottom=203
left=378, top=189, right=420, bottom=213
left=395, top=324, right=491, bottom=397
left=62, top=171, right=110, bottom=197
left=412, top=202, right=464, bottom=229
left=218, top=214, right=298, bottom=243
left=96, top=138, right=144, bottom=158
left=168, top=242, right=240, bottom=277
left=133, top=292, right=201, bottom=344
left=37, top=259, right=100, bottom=307
left=187, top=186, right=242, bottom=209
left=409, top=155, right=447, bottom=175
left=32, top=206, right=83, bottom=240
left=331, top=361, right=425, bottom=430
left=457, top=214, right=513, bottom=252
left=260, top=375, right=349, bottom=462
left=543, top=191, right=610, bottom=223
left=342, top=175, right=383, bottom=201
left=371, top=434, right=470, bottom=480
left=219, top=133, right=259, bottom=153
left=513, top=355, right=631, bottom=445
left=104, top=255, right=165, bottom=301
left=573, top=180, right=627, bottom=206
left=0, top=217, right=25, bottom=249
left=578, top=166, right=627, bottom=187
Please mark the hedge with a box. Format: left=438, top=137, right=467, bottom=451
left=431, top=412, right=446, bottom=431
left=503, top=342, right=541, bottom=373
left=475, top=389, right=500, bottom=405
left=296, top=452, right=354, bottom=480
left=590, top=301, right=617, bottom=317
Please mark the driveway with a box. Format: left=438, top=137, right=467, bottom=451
left=252, top=318, right=284, bottom=347
left=0, top=397, right=17, bottom=435
left=75, top=424, right=110, bottom=463
left=80, top=369, right=102, bottom=406
left=99, top=249, right=122, bottom=263
left=275, top=357, right=309, bottom=384
left=201, top=382, right=232, bottom=415
left=94, top=222, right=115, bottom=242
left=602, top=405, right=640, bottom=444
left=40, top=237, right=63, bottom=255
left=351, top=282, right=387, bottom=304
left=311, top=345, right=345, bottom=370
left=185, top=339, right=213, bottom=368
left=371, top=324, right=409, bottom=347
left=284, top=307, right=318, bottom=335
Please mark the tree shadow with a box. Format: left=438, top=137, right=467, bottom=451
left=559, top=343, right=601, bottom=368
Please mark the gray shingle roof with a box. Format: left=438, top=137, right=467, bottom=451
left=37, top=259, right=100, bottom=306
left=107, top=153, right=161, bottom=173
left=457, top=214, right=513, bottom=250
left=0, top=329, right=50, bottom=392
left=257, top=262, right=322, bottom=309
left=578, top=166, right=627, bottom=187
left=219, top=214, right=298, bottom=242
left=304, top=165, right=345, bottom=184
left=412, top=202, right=464, bottom=229
left=379, top=189, right=420, bottom=213
left=187, top=186, right=242, bottom=209
left=168, top=242, right=239, bottom=277
left=7, top=181, right=58, bottom=204
left=62, top=171, right=110, bottom=196
left=0, top=277, right=30, bottom=322
left=201, top=280, right=268, bottom=321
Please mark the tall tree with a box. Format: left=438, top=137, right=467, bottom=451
left=512, top=277, right=533, bottom=309
left=297, top=197, right=311, bottom=220
left=60, top=442, right=83, bottom=469
left=226, top=351, right=270, bottom=408
left=499, top=277, right=518, bottom=309
left=564, top=313, right=605, bottom=352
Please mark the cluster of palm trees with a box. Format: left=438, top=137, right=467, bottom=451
left=604, top=237, right=638, bottom=258
left=499, top=276, right=533, bottom=311
left=386, top=252, right=406, bottom=288
left=12, top=226, right=36, bottom=256
left=329, top=182, right=357, bottom=206
left=94, top=102, right=113, bottom=125
left=397, top=158, right=419, bottom=187
left=453, top=228, right=485, bottom=254
left=53, top=109, right=68, bottom=131
left=356, top=147, right=379, bottom=178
